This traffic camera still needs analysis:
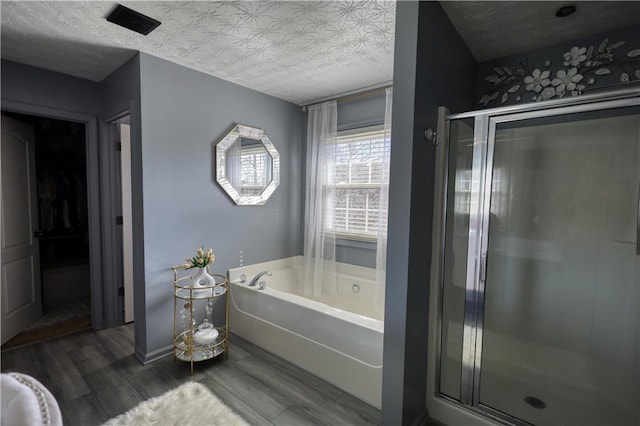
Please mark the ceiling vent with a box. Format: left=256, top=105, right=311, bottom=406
left=106, top=4, right=160, bottom=36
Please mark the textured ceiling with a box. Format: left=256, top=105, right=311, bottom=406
left=2, top=1, right=639, bottom=106
left=440, top=1, right=640, bottom=62
left=0, top=1, right=396, bottom=105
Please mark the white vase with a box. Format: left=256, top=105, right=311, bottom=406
left=191, top=267, right=215, bottom=297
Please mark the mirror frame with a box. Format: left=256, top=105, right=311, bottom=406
left=215, top=124, right=280, bottom=205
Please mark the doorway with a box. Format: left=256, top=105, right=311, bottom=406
left=1, top=112, right=92, bottom=348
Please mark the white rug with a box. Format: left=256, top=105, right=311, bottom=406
left=103, top=381, right=249, bottom=426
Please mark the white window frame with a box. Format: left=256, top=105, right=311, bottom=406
left=240, top=146, right=270, bottom=194
left=325, top=125, right=389, bottom=243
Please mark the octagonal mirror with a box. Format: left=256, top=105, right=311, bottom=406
left=215, top=124, right=280, bottom=205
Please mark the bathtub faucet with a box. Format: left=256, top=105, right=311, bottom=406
left=248, top=271, right=272, bottom=287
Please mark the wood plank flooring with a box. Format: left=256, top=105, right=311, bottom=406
left=1, top=324, right=381, bottom=425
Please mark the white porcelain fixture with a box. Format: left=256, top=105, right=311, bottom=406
left=228, top=256, right=383, bottom=408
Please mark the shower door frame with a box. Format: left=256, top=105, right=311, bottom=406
left=427, top=87, right=640, bottom=426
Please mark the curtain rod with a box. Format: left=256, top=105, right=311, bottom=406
left=301, top=83, right=392, bottom=111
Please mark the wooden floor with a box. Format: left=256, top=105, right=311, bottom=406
left=1, top=324, right=381, bottom=425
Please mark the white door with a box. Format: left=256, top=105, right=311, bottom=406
left=1, top=115, right=42, bottom=344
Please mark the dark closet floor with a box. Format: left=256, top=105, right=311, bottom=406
left=24, top=298, right=91, bottom=331
left=1, top=298, right=91, bottom=350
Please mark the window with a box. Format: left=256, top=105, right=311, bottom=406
left=325, top=126, right=390, bottom=241
left=240, top=147, right=270, bottom=195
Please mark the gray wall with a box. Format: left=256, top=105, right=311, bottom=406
left=1, top=59, right=101, bottom=115
left=1, top=57, right=145, bottom=332
left=137, top=52, right=303, bottom=360
left=99, top=54, right=145, bottom=351
left=101, top=54, right=141, bottom=119
left=1, top=54, right=303, bottom=363
left=476, top=24, right=640, bottom=108
left=382, top=2, right=477, bottom=424
left=1, top=59, right=108, bottom=328
left=337, top=92, right=387, bottom=130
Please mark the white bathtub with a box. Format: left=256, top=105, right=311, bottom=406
left=228, top=256, right=384, bottom=408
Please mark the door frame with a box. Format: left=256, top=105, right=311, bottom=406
left=426, top=87, right=640, bottom=426
left=2, top=99, right=109, bottom=329
left=115, top=120, right=134, bottom=324
left=103, top=110, right=133, bottom=325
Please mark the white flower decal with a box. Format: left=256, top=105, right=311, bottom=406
left=551, top=67, right=584, bottom=95
left=571, top=85, right=586, bottom=97
left=479, top=37, right=638, bottom=106
left=537, top=87, right=557, bottom=102
left=523, top=69, right=551, bottom=93
left=563, top=46, right=587, bottom=66
left=479, top=94, right=491, bottom=106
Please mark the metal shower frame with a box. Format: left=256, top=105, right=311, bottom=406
left=428, top=87, right=640, bottom=426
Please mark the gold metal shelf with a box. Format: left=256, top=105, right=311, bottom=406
left=171, top=266, right=229, bottom=375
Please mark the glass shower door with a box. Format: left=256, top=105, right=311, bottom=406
left=438, top=118, right=474, bottom=401
left=478, top=107, right=640, bottom=425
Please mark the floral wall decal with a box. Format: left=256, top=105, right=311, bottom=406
left=479, top=37, right=640, bottom=107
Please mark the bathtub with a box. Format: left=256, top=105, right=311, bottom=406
left=228, top=256, right=384, bottom=408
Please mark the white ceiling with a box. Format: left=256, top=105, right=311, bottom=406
left=1, top=1, right=639, bottom=106
left=0, top=1, right=395, bottom=106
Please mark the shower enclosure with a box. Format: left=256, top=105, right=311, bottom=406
left=427, top=89, right=640, bottom=425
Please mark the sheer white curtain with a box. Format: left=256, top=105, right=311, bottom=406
left=304, top=101, right=338, bottom=298
left=375, top=87, right=393, bottom=311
